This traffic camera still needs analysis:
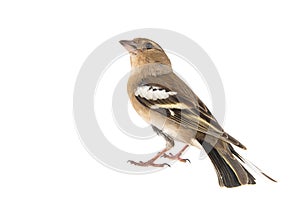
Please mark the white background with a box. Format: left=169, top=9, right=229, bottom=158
left=0, top=0, right=299, bottom=199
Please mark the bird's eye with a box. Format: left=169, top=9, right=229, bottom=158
left=145, top=42, right=153, bottom=49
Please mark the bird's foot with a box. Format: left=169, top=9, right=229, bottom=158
left=127, top=160, right=170, bottom=168
left=127, top=149, right=172, bottom=167
left=162, top=152, right=190, bottom=163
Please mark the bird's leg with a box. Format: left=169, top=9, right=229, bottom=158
left=162, top=145, right=190, bottom=163
left=127, top=147, right=171, bottom=167
left=128, top=125, right=174, bottom=168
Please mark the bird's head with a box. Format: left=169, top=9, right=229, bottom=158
left=119, top=38, right=171, bottom=68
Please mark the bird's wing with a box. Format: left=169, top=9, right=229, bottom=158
left=135, top=72, right=246, bottom=149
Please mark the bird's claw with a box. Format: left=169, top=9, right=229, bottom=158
left=127, top=160, right=170, bottom=168
left=162, top=153, right=191, bottom=163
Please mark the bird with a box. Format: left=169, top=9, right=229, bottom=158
left=119, top=38, right=276, bottom=187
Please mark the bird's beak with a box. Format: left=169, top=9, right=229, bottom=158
left=119, top=40, right=138, bottom=53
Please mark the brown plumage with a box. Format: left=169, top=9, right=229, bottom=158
left=120, top=38, right=276, bottom=187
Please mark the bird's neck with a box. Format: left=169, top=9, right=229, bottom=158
left=130, top=63, right=173, bottom=78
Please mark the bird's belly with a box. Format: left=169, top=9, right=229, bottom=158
left=162, top=123, right=200, bottom=147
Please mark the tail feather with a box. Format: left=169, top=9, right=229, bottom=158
left=201, top=140, right=256, bottom=187
left=228, top=145, right=277, bottom=183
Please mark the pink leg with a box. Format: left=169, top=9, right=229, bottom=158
left=162, top=145, right=190, bottom=163
left=128, top=147, right=171, bottom=167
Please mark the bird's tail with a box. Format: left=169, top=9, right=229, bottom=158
left=199, top=140, right=276, bottom=188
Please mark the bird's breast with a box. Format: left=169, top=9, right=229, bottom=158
left=128, top=93, right=151, bottom=123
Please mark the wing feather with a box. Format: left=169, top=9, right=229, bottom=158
left=135, top=74, right=246, bottom=149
